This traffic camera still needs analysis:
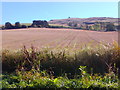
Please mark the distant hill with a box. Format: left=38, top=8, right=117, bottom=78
left=48, top=17, right=118, bottom=26
left=1, top=17, right=118, bottom=31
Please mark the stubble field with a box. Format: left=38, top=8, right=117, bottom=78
left=2, top=28, right=118, bottom=49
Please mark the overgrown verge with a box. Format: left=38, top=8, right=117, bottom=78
left=1, top=66, right=119, bottom=88
left=1, top=42, right=120, bottom=88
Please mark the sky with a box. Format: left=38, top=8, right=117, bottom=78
left=2, top=2, right=118, bottom=24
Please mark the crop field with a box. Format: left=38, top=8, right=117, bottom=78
left=2, top=28, right=118, bottom=50
left=1, top=28, right=120, bottom=89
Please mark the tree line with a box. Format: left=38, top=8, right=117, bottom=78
left=67, top=22, right=119, bottom=31
left=1, top=20, right=49, bottom=30
left=1, top=20, right=119, bottom=31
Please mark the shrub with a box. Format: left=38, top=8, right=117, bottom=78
left=1, top=66, right=119, bottom=88
left=1, top=26, right=5, bottom=30
left=2, top=42, right=120, bottom=78
left=106, top=23, right=115, bottom=31
left=21, top=25, right=27, bottom=28
left=15, top=22, right=21, bottom=29
left=5, top=22, right=14, bottom=29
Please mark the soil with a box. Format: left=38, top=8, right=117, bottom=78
left=2, top=28, right=118, bottom=50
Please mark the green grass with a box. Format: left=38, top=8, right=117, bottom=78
left=49, top=24, right=71, bottom=28
left=1, top=42, right=120, bottom=88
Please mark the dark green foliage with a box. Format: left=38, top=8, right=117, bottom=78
left=4, top=22, right=28, bottom=29
left=68, top=22, right=72, bottom=27
left=67, top=22, right=118, bottom=31
left=15, top=22, right=21, bottom=29
left=3, top=20, right=49, bottom=30
left=106, top=23, right=115, bottom=31
left=5, top=22, right=14, bottom=29
left=73, top=23, right=78, bottom=27
left=67, top=22, right=78, bottom=28
left=1, top=26, right=5, bottom=30
left=21, top=25, right=27, bottom=28
left=116, top=25, right=120, bottom=31
left=48, top=25, right=69, bottom=28
left=31, top=20, right=49, bottom=28
left=1, top=66, right=119, bottom=88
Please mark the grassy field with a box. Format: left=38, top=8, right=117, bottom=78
left=21, top=23, right=32, bottom=26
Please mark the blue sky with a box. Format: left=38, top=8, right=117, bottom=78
left=2, top=2, right=118, bottom=24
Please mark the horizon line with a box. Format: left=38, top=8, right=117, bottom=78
left=1, top=16, right=119, bottom=25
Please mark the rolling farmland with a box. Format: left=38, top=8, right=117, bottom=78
left=2, top=28, right=118, bottom=49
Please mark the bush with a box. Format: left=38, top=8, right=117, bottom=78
left=106, top=23, right=115, bottom=31
left=1, top=42, right=120, bottom=88
left=21, top=25, right=27, bottom=28
left=15, top=22, right=21, bottom=29
left=1, top=26, right=5, bottom=30
left=1, top=66, right=119, bottom=88
left=5, top=22, right=14, bottom=29
left=48, top=25, right=64, bottom=28
left=2, top=42, right=120, bottom=77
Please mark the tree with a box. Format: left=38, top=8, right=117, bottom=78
left=106, top=23, right=115, bottom=31
left=21, top=25, right=27, bottom=28
left=5, top=22, right=14, bottom=29
left=73, top=23, right=78, bottom=27
left=116, top=25, right=120, bottom=31
left=86, top=25, right=89, bottom=30
left=99, top=22, right=106, bottom=31
left=89, top=26, right=94, bottom=30
left=93, top=24, right=101, bottom=31
left=1, top=26, right=5, bottom=30
left=68, top=22, right=72, bottom=27
left=15, top=22, right=21, bottom=28
left=80, top=25, right=86, bottom=29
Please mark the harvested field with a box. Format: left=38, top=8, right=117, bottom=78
left=2, top=28, right=118, bottom=49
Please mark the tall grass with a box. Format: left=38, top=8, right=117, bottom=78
left=2, top=42, right=120, bottom=78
